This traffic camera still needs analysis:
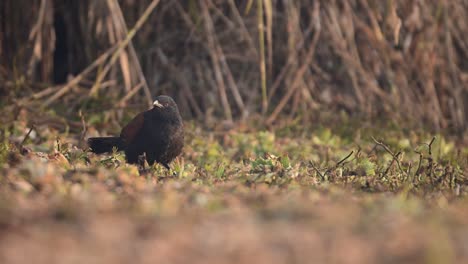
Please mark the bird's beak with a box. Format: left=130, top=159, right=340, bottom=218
left=153, top=100, right=163, bottom=108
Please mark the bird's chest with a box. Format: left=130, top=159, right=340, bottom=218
left=143, top=118, right=177, bottom=143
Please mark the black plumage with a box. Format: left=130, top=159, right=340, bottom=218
left=87, top=95, right=184, bottom=170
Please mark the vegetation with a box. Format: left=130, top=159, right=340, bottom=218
left=0, top=0, right=467, bottom=263
left=0, top=110, right=467, bottom=262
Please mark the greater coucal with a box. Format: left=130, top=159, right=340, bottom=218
left=87, top=95, right=184, bottom=170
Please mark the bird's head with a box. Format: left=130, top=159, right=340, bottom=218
left=152, top=95, right=178, bottom=110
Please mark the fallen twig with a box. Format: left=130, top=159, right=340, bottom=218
left=335, top=150, right=355, bottom=167
left=308, top=161, right=324, bottom=180
left=42, top=45, right=118, bottom=107
left=20, top=124, right=35, bottom=148
left=372, top=136, right=405, bottom=176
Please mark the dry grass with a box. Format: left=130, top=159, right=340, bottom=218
left=1, top=0, right=467, bottom=131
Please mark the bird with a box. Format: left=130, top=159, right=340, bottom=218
left=87, top=95, right=184, bottom=170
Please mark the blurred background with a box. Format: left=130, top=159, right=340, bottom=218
left=1, top=2, right=468, bottom=263
left=1, top=0, right=467, bottom=133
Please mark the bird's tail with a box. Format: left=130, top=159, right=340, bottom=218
left=87, top=137, right=124, bottom=154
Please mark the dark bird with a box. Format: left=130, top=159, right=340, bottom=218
left=87, top=95, right=184, bottom=170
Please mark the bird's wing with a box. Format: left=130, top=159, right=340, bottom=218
left=120, top=112, right=145, bottom=144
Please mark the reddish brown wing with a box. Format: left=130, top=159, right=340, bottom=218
left=120, top=112, right=145, bottom=144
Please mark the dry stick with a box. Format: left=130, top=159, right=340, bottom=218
left=28, top=0, right=46, bottom=41
left=443, top=2, right=465, bottom=129
left=264, top=0, right=273, bottom=79
left=335, top=47, right=387, bottom=99
left=325, top=5, right=369, bottom=108
left=173, top=2, right=204, bottom=44
left=27, top=0, right=47, bottom=79
left=406, top=162, right=413, bottom=183
left=172, top=1, right=214, bottom=55
left=335, top=150, right=355, bottom=167
left=384, top=151, right=402, bottom=175
left=387, top=0, right=402, bottom=46
left=290, top=83, right=301, bottom=119
left=118, top=82, right=144, bottom=107
left=450, top=25, right=468, bottom=61
left=120, top=49, right=133, bottom=92
left=155, top=48, right=203, bottom=118
left=327, top=5, right=368, bottom=107
left=414, top=150, right=423, bottom=179
left=371, top=137, right=405, bottom=176
left=42, top=45, right=117, bottom=107
left=308, top=161, right=324, bottom=180
left=173, top=1, right=238, bottom=118
left=257, top=0, right=268, bottom=114
left=227, top=0, right=258, bottom=57
left=215, top=44, right=247, bottom=118
left=297, top=87, right=317, bottom=122
left=297, top=25, right=318, bottom=115
left=104, top=1, right=130, bottom=90
left=266, top=1, right=321, bottom=125
left=32, top=85, right=60, bottom=100
left=427, top=136, right=436, bottom=156
left=78, top=110, right=88, bottom=147
left=202, top=1, right=232, bottom=121
left=323, top=150, right=355, bottom=176
left=106, top=0, right=134, bottom=93
left=244, top=0, right=254, bottom=14
left=268, top=6, right=317, bottom=102
left=89, top=0, right=160, bottom=107
left=208, top=1, right=248, bottom=117
left=414, top=137, right=437, bottom=177
left=108, top=0, right=154, bottom=107
left=173, top=1, right=234, bottom=116
left=20, top=125, right=35, bottom=148
left=268, top=56, right=292, bottom=101
left=346, top=2, right=366, bottom=62
left=358, top=0, right=384, bottom=41
left=287, top=4, right=304, bottom=119
left=207, top=1, right=247, bottom=115
left=207, top=1, right=237, bottom=29
left=407, top=30, right=444, bottom=129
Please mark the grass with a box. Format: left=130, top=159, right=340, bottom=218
left=0, top=112, right=467, bottom=263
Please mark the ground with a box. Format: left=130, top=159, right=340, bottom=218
left=0, top=113, right=467, bottom=263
